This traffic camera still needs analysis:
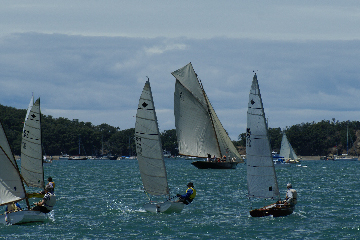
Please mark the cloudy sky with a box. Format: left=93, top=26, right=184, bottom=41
left=1, top=1, right=360, bottom=140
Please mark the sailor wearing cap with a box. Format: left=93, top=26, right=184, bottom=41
left=284, top=183, right=297, bottom=207
left=177, top=182, right=196, bottom=205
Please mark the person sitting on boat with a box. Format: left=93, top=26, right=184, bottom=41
left=284, top=183, right=297, bottom=207
left=40, top=177, right=55, bottom=194
left=5, top=202, right=21, bottom=213
left=177, top=182, right=196, bottom=205
left=32, top=186, right=56, bottom=213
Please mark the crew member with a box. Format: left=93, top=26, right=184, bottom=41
left=177, top=182, right=196, bottom=205
left=5, top=202, right=21, bottom=213
left=32, top=186, right=56, bottom=213
left=40, top=177, right=55, bottom=194
left=284, top=183, right=297, bottom=207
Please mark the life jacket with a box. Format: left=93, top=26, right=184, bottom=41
left=187, top=187, right=196, bottom=200
left=7, top=203, right=20, bottom=212
left=47, top=181, right=55, bottom=189
left=43, top=193, right=56, bottom=211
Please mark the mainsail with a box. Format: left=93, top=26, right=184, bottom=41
left=279, top=133, right=298, bottom=160
left=0, top=121, right=26, bottom=206
left=135, top=79, right=169, bottom=196
left=21, top=98, right=44, bottom=189
left=246, top=73, right=280, bottom=200
left=172, top=62, right=241, bottom=161
left=23, top=95, right=34, bottom=128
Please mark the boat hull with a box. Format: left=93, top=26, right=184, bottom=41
left=0, top=210, right=50, bottom=225
left=250, top=203, right=294, bottom=217
left=68, top=157, right=88, bottom=160
left=191, top=161, right=238, bottom=169
left=334, top=157, right=358, bottom=161
left=143, top=201, right=184, bottom=213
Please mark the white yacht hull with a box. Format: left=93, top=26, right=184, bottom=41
left=1, top=210, right=50, bottom=225
left=144, top=201, right=184, bottom=213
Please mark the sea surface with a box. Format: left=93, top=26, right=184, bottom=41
left=1, top=159, right=359, bottom=239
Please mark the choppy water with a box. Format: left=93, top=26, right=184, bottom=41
left=1, top=159, right=360, bottom=239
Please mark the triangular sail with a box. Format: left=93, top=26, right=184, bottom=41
left=172, top=62, right=240, bottom=160
left=21, top=98, right=44, bottom=189
left=135, top=79, right=169, bottom=196
left=279, top=133, right=298, bottom=160
left=23, top=95, right=34, bottom=129
left=0, top=121, right=26, bottom=206
left=246, top=74, right=280, bottom=200
left=205, top=94, right=242, bottom=160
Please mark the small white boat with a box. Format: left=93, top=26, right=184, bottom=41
left=143, top=201, right=184, bottom=213
left=246, top=73, right=294, bottom=217
left=279, top=133, right=300, bottom=163
left=135, top=78, right=184, bottom=213
left=0, top=210, right=50, bottom=225
left=0, top=97, right=53, bottom=225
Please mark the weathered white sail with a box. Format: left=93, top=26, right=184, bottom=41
left=23, top=95, right=34, bottom=129
left=246, top=73, right=280, bottom=200
left=21, top=98, right=44, bottom=189
left=172, top=62, right=241, bottom=160
left=205, top=94, right=242, bottom=160
left=135, top=80, right=169, bottom=196
left=0, top=121, right=26, bottom=205
left=279, top=133, right=298, bottom=160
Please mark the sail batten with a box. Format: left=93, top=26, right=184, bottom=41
left=172, top=63, right=242, bottom=161
left=135, top=80, right=170, bottom=197
left=246, top=74, right=280, bottom=200
left=21, top=98, right=44, bottom=189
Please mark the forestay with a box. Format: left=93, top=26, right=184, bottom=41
left=135, top=80, right=169, bottom=196
left=172, top=62, right=241, bottom=160
left=246, top=74, right=280, bottom=200
left=21, top=98, right=44, bottom=189
left=0, top=122, right=26, bottom=206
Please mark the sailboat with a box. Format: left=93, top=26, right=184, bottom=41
left=135, top=78, right=184, bottom=213
left=68, top=137, right=88, bottom=160
left=171, top=63, right=242, bottom=169
left=334, top=124, right=358, bottom=161
left=246, top=73, right=294, bottom=217
left=0, top=98, right=51, bottom=225
left=279, top=132, right=300, bottom=164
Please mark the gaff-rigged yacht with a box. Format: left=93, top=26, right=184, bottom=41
left=171, top=63, right=242, bottom=169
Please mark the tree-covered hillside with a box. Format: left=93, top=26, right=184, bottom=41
left=238, top=119, right=360, bottom=156
left=1, top=103, right=359, bottom=157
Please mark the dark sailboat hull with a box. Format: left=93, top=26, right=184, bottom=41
left=250, top=203, right=294, bottom=217
left=191, top=161, right=238, bottom=169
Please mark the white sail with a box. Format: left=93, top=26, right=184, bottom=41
left=279, top=133, right=298, bottom=160
left=21, top=98, right=44, bottom=189
left=0, top=121, right=26, bottom=205
left=23, top=95, right=34, bottom=129
left=135, top=80, right=169, bottom=196
left=172, top=63, right=241, bottom=160
left=246, top=73, right=280, bottom=200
